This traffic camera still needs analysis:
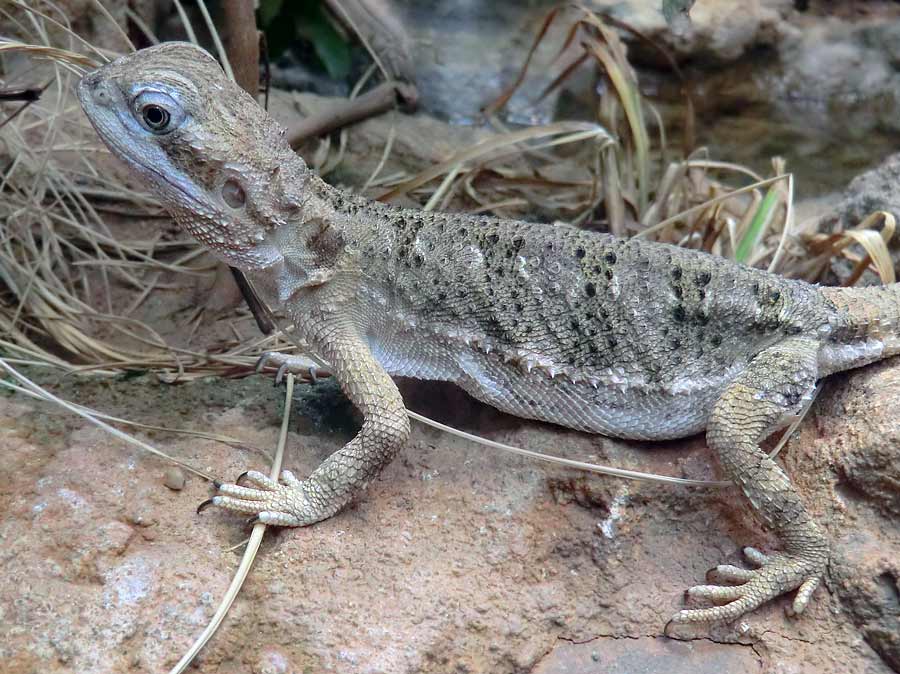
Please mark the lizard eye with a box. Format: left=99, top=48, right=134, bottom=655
left=132, top=90, right=184, bottom=135
left=142, top=104, right=169, bottom=131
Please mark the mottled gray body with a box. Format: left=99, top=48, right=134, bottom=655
left=78, top=42, right=900, bottom=627
left=337, top=201, right=840, bottom=439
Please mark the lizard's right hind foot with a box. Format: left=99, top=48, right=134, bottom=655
left=255, top=351, right=331, bottom=384
left=668, top=545, right=825, bottom=627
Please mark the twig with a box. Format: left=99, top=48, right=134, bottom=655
left=287, top=80, right=417, bottom=148
left=167, top=374, right=294, bottom=674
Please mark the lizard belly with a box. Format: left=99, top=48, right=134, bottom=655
left=367, top=325, right=724, bottom=440
left=452, top=349, right=719, bottom=440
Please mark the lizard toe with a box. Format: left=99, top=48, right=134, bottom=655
left=253, top=352, right=329, bottom=385
left=706, top=564, right=756, bottom=584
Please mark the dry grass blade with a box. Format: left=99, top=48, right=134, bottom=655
left=378, top=121, right=612, bottom=203
left=582, top=21, right=650, bottom=214
left=407, top=410, right=726, bottom=487
left=167, top=374, right=295, bottom=674
left=0, top=39, right=97, bottom=69
left=484, top=4, right=653, bottom=221
left=482, top=5, right=563, bottom=116
left=805, top=211, right=897, bottom=286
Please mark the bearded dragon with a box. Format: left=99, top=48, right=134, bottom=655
left=77, top=42, right=900, bottom=626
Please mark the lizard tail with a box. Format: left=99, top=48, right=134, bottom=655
left=820, top=284, right=900, bottom=358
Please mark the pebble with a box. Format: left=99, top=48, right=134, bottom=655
left=163, top=467, right=186, bottom=491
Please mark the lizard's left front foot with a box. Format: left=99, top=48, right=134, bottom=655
left=255, top=351, right=331, bottom=384
left=669, top=545, right=826, bottom=626
left=199, top=470, right=323, bottom=526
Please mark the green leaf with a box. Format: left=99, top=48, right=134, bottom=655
left=258, top=0, right=284, bottom=27
left=735, top=187, right=779, bottom=264
left=295, top=6, right=351, bottom=80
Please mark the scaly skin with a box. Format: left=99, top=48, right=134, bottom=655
left=78, top=43, right=900, bottom=626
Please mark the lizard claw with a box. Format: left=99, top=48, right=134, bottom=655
left=668, top=546, right=827, bottom=626
left=255, top=351, right=329, bottom=384
left=275, top=362, right=290, bottom=385
left=201, top=469, right=317, bottom=527
left=196, top=497, right=216, bottom=514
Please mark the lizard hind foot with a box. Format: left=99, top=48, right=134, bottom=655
left=202, top=469, right=319, bottom=527
left=669, top=546, right=826, bottom=626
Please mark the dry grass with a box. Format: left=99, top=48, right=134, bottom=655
left=0, top=2, right=893, bottom=384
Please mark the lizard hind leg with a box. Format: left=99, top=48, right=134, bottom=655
left=670, top=337, right=829, bottom=626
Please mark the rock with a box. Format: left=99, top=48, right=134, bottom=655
left=3, top=367, right=899, bottom=673
left=830, top=152, right=900, bottom=233
left=815, top=361, right=900, bottom=518
left=532, top=635, right=763, bottom=674
left=591, top=0, right=795, bottom=64
left=771, top=19, right=900, bottom=137
left=831, top=543, right=900, bottom=673
left=163, top=467, right=186, bottom=491
left=783, top=359, right=900, bottom=672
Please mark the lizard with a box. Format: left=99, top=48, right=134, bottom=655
left=76, top=42, right=900, bottom=626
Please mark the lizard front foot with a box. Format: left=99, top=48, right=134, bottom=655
left=668, top=545, right=826, bottom=627
left=199, top=469, right=324, bottom=526
left=255, top=351, right=332, bottom=384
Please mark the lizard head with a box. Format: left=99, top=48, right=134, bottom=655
left=77, top=42, right=311, bottom=271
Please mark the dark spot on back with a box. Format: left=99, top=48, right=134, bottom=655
left=604, top=251, right=617, bottom=264
left=585, top=282, right=596, bottom=297
left=575, top=247, right=586, bottom=259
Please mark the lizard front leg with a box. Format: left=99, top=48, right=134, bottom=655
left=671, top=337, right=829, bottom=625
left=207, top=316, right=410, bottom=526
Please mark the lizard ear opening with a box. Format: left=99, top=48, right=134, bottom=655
left=222, top=178, right=246, bottom=209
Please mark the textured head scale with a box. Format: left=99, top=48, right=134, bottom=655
left=77, top=42, right=310, bottom=270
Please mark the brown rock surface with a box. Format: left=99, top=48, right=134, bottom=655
left=1, top=360, right=898, bottom=673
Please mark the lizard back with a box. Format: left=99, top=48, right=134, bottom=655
left=347, top=203, right=833, bottom=439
